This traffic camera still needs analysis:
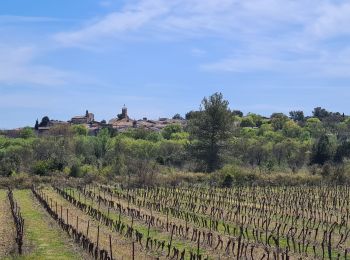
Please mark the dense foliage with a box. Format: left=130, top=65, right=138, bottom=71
left=1, top=92, right=350, bottom=184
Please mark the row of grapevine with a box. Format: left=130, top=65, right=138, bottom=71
left=98, top=184, right=350, bottom=259
left=32, top=187, right=114, bottom=260
left=7, top=188, right=24, bottom=255
left=54, top=185, right=207, bottom=260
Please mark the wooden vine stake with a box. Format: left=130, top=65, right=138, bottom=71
left=97, top=225, right=100, bottom=250
left=87, top=220, right=90, bottom=236
left=197, top=230, right=201, bottom=256
left=109, top=235, right=113, bottom=260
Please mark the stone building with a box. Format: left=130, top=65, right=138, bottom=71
left=109, top=106, right=132, bottom=130
left=121, top=105, right=128, bottom=119
left=108, top=106, right=186, bottom=132
left=71, top=110, right=94, bottom=124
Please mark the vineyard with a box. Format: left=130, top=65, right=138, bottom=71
left=1, top=184, right=350, bottom=259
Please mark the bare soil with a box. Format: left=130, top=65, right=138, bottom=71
left=0, top=190, right=16, bottom=258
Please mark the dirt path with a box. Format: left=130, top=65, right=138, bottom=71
left=0, top=190, right=16, bottom=258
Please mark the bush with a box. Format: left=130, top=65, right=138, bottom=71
left=80, top=164, right=98, bottom=175
left=218, top=164, right=257, bottom=185
left=321, top=163, right=332, bottom=177
left=330, top=165, right=346, bottom=184
left=162, top=124, right=183, bottom=140
left=222, top=174, right=233, bottom=187
left=72, top=125, right=88, bottom=136
left=256, top=172, right=322, bottom=186
left=32, top=160, right=51, bottom=176
left=240, top=117, right=255, bottom=128
left=69, top=164, right=81, bottom=178
left=20, top=127, right=35, bottom=139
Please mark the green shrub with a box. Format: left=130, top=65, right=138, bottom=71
left=219, top=164, right=257, bottom=185
left=69, top=164, right=81, bottom=178
left=20, top=127, right=36, bottom=139
left=321, top=163, right=332, bottom=177
left=222, top=174, right=233, bottom=187
left=330, top=165, right=346, bottom=184
left=72, top=125, right=88, bottom=136
left=162, top=124, right=183, bottom=140
left=32, top=160, right=51, bottom=176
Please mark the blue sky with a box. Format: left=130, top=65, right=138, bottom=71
left=1, top=0, right=350, bottom=128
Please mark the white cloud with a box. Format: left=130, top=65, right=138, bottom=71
left=53, top=0, right=321, bottom=46
left=52, top=0, right=350, bottom=43
left=202, top=47, right=350, bottom=78
left=0, top=46, right=72, bottom=86
left=41, top=0, right=350, bottom=78
left=54, top=0, right=171, bottom=47
left=309, top=2, right=350, bottom=38
left=202, top=56, right=283, bottom=73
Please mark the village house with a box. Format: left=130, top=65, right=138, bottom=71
left=70, top=110, right=95, bottom=124
left=109, top=106, right=186, bottom=132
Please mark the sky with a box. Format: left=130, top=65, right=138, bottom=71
left=1, top=0, right=350, bottom=128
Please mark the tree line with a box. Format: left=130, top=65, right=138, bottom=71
left=1, top=92, right=350, bottom=184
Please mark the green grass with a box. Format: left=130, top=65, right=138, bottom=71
left=6, top=190, right=84, bottom=260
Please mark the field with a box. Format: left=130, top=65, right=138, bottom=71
left=1, top=184, right=350, bottom=260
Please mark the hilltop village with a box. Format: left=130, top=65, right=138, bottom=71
left=26, top=106, right=186, bottom=136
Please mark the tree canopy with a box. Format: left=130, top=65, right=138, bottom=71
left=1, top=94, right=350, bottom=183
left=188, top=92, right=234, bottom=172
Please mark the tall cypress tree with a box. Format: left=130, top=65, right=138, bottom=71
left=34, top=119, right=39, bottom=130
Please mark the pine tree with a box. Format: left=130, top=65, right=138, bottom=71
left=188, top=92, right=234, bottom=172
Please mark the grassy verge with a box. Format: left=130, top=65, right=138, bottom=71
left=8, top=189, right=85, bottom=260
